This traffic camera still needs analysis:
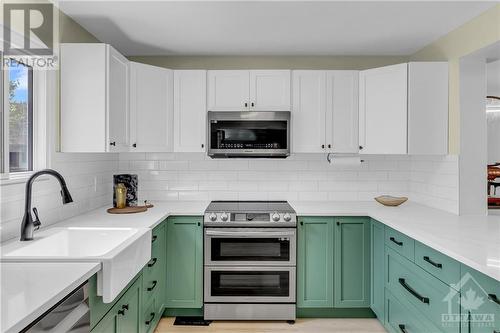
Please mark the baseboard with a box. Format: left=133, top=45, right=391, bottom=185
left=296, top=307, right=376, bottom=318
left=162, top=307, right=204, bottom=317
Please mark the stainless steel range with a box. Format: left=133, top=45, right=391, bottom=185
left=203, top=201, right=297, bottom=322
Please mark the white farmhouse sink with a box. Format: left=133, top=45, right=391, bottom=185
left=1, top=227, right=151, bottom=303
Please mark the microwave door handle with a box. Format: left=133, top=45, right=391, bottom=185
left=205, top=230, right=295, bottom=237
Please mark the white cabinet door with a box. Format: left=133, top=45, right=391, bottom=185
left=207, top=70, right=249, bottom=111
left=174, top=70, right=207, bottom=152
left=408, top=62, right=448, bottom=155
left=107, top=45, right=130, bottom=152
left=130, top=62, right=173, bottom=152
left=359, top=63, right=408, bottom=155
left=326, top=71, right=359, bottom=153
left=249, top=70, right=291, bottom=111
left=292, top=71, right=327, bottom=153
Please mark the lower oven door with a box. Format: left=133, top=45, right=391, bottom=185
left=204, top=266, right=296, bottom=303
left=204, top=228, right=296, bottom=266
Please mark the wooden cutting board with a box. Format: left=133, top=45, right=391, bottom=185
left=107, top=204, right=154, bottom=214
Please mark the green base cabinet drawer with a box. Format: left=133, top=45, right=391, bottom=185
left=461, top=265, right=500, bottom=333
left=141, top=299, right=160, bottom=333
left=386, top=290, right=443, bottom=333
left=386, top=247, right=459, bottom=333
left=385, top=227, right=414, bottom=261
left=415, top=241, right=461, bottom=287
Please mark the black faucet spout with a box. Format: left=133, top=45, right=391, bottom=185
left=20, top=169, right=73, bottom=241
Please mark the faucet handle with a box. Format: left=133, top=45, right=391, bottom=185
left=32, top=207, right=41, bottom=230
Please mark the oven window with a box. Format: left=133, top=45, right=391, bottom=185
left=210, top=120, right=288, bottom=149
left=211, top=238, right=290, bottom=261
left=211, top=271, right=290, bottom=297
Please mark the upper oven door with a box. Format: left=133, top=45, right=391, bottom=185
left=207, top=111, right=290, bottom=158
left=204, top=228, right=296, bottom=266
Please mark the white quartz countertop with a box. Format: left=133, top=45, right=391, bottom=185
left=1, top=262, right=100, bottom=333
left=2, top=200, right=499, bottom=332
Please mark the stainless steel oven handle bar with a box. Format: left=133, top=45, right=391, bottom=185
left=205, top=230, right=295, bottom=237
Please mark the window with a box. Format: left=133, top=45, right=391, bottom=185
left=1, top=54, right=43, bottom=180
left=7, top=59, right=33, bottom=172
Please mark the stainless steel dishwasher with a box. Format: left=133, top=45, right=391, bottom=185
left=22, top=281, right=90, bottom=333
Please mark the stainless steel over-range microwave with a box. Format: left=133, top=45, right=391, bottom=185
left=207, top=111, right=290, bottom=158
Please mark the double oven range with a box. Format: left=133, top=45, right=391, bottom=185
left=203, top=201, right=297, bottom=321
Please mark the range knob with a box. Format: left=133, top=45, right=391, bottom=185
left=209, top=213, right=217, bottom=222
left=220, top=212, right=229, bottom=221
left=283, top=213, right=291, bottom=222
left=271, top=212, right=281, bottom=222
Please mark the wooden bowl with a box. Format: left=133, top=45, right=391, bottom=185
left=375, top=195, right=408, bottom=207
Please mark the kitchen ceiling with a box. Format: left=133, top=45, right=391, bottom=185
left=58, top=1, right=497, bottom=56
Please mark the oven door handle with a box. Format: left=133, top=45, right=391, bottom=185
left=205, top=230, right=295, bottom=237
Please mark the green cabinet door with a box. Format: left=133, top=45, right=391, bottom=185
left=370, top=219, right=385, bottom=320
left=165, top=216, right=203, bottom=308
left=117, top=280, right=141, bottom=333
left=91, top=310, right=117, bottom=333
left=297, top=216, right=334, bottom=308
left=334, top=217, right=370, bottom=308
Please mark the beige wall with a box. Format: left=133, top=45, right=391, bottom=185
left=59, top=10, right=100, bottom=43
left=127, top=55, right=408, bottom=70
left=410, top=4, right=500, bottom=154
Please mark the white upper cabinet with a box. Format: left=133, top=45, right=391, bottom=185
left=130, top=62, right=173, bottom=152
left=208, top=70, right=249, bottom=111
left=249, top=70, right=291, bottom=111
left=326, top=71, right=359, bottom=153
left=359, top=63, right=408, bottom=155
left=208, top=70, right=291, bottom=111
left=292, top=71, right=326, bottom=153
left=359, top=62, right=448, bottom=155
left=407, top=62, right=448, bottom=155
left=174, top=70, right=207, bottom=152
left=292, top=70, right=358, bottom=153
left=61, top=43, right=129, bottom=152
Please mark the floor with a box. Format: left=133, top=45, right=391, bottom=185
left=155, top=317, right=386, bottom=333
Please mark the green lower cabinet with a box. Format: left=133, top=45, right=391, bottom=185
left=297, top=216, right=334, bottom=308
left=297, top=216, right=371, bottom=313
left=91, top=275, right=142, bottom=333
left=461, top=265, right=500, bottom=333
left=371, top=219, right=385, bottom=320
left=334, top=217, right=370, bottom=308
left=165, top=216, right=203, bottom=309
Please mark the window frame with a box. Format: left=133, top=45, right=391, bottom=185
left=1, top=54, right=47, bottom=183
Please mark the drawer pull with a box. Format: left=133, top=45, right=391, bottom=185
left=148, top=258, right=157, bottom=267
left=390, top=237, right=403, bottom=246
left=145, top=312, right=155, bottom=325
left=398, top=324, right=408, bottom=333
left=398, top=278, right=429, bottom=304
left=147, top=280, right=158, bottom=291
left=488, top=294, right=500, bottom=306
left=152, top=235, right=157, bottom=243
left=423, top=256, right=442, bottom=268
left=117, top=309, right=125, bottom=316
left=122, top=304, right=129, bottom=311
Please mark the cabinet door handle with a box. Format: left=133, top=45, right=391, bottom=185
left=198, top=222, right=201, bottom=226
left=132, top=143, right=137, bottom=148
left=300, top=221, right=303, bottom=225
left=328, top=144, right=331, bottom=149
left=147, top=258, right=157, bottom=267
left=488, top=293, right=500, bottom=306
left=398, top=278, right=429, bottom=304
left=251, top=102, right=255, bottom=107
left=151, top=235, right=157, bottom=243
left=201, top=144, right=205, bottom=149
left=359, top=145, right=363, bottom=150
left=121, top=304, right=129, bottom=311
left=145, top=312, right=155, bottom=325
left=423, top=256, right=442, bottom=268
left=321, top=144, right=325, bottom=149
left=390, top=237, right=403, bottom=246
left=336, top=221, right=340, bottom=226
left=398, top=324, right=408, bottom=333
left=244, top=102, right=248, bottom=107
left=117, top=309, right=125, bottom=316
left=147, top=280, right=158, bottom=291
left=110, top=141, right=116, bottom=146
